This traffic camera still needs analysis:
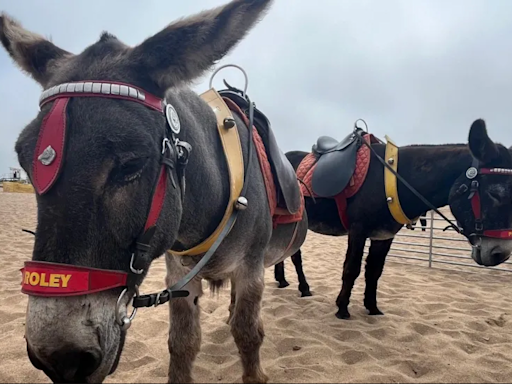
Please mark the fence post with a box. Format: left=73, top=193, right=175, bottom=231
left=428, top=210, right=434, bottom=268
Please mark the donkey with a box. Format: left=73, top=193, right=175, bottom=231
left=273, top=208, right=428, bottom=295
left=278, top=120, right=512, bottom=320
left=0, top=1, right=310, bottom=383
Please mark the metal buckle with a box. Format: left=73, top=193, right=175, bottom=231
left=154, top=292, right=162, bottom=308
left=468, top=234, right=482, bottom=249
left=161, top=138, right=172, bottom=155
left=129, top=253, right=144, bottom=275
left=115, top=286, right=139, bottom=331
left=176, top=140, right=192, bottom=165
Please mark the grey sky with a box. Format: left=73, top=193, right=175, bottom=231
left=1, top=0, right=511, bottom=176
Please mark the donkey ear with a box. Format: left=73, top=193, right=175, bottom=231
left=128, top=0, right=273, bottom=92
left=0, top=13, right=72, bottom=87
left=468, top=119, right=499, bottom=163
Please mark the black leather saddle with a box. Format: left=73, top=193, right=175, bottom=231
left=311, top=128, right=366, bottom=198
left=218, top=87, right=302, bottom=215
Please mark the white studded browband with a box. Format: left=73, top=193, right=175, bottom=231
left=39, top=82, right=147, bottom=106
left=487, top=168, right=512, bottom=174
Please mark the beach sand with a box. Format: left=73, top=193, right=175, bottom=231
left=1, top=191, right=512, bottom=383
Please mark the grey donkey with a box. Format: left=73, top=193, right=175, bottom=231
left=0, top=0, right=309, bottom=382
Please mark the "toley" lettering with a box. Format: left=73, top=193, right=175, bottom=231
left=23, top=271, right=72, bottom=288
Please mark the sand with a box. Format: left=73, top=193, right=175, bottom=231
left=1, top=191, right=512, bottom=383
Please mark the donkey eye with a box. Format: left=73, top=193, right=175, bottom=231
left=114, top=157, right=148, bottom=183
left=488, top=190, right=504, bottom=205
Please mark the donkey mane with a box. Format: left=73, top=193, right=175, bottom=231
left=98, top=32, right=119, bottom=43
left=403, top=143, right=467, bottom=148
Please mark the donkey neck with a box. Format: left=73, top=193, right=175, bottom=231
left=397, top=144, right=473, bottom=219
left=169, top=88, right=231, bottom=251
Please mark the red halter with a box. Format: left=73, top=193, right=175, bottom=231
left=466, top=164, right=512, bottom=242
left=21, top=79, right=258, bottom=332
left=22, top=81, right=172, bottom=298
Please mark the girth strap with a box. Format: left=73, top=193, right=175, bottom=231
left=384, top=135, right=417, bottom=225
left=169, top=88, right=245, bottom=256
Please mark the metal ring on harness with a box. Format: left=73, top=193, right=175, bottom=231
left=129, top=253, right=144, bottom=275
left=116, top=286, right=140, bottom=331
left=209, top=64, right=249, bottom=95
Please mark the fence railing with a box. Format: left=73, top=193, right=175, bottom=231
left=364, top=210, right=512, bottom=274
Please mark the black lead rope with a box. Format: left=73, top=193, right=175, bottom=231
left=132, top=95, right=256, bottom=309
left=356, top=131, right=462, bottom=235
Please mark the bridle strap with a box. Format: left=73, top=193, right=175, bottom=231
left=145, top=166, right=168, bottom=232
left=132, top=88, right=256, bottom=308
left=470, top=190, right=482, bottom=221
left=33, top=97, right=70, bottom=194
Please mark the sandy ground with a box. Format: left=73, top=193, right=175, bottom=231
left=1, top=191, right=512, bottom=383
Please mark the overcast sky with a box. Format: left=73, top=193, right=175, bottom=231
left=1, top=0, right=511, bottom=176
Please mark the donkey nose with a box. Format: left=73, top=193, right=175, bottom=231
left=28, top=343, right=103, bottom=382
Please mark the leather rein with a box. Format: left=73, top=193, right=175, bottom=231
left=353, top=127, right=512, bottom=248
left=20, top=80, right=255, bottom=331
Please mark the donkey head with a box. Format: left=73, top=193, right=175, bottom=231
left=0, top=0, right=272, bottom=382
left=449, top=119, right=512, bottom=267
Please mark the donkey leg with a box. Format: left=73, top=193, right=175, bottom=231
left=335, top=233, right=366, bottom=320
left=230, top=267, right=268, bottom=383
left=165, top=256, right=203, bottom=383
left=421, top=217, right=427, bottom=232
left=227, top=278, right=236, bottom=325
left=364, top=238, right=393, bottom=316
left=291, top=249, right=312, bottom=297
left=274, top=261, right=289, bottom=288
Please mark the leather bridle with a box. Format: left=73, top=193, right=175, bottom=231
left=453, top=159, right=512, bottom=248
left=20, top=80, right=255, bottom=330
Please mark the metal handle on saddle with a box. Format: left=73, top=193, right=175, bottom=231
left=209, top=64, right=249, bottom=95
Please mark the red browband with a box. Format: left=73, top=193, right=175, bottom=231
left=21, top=261, right=128, bottom=297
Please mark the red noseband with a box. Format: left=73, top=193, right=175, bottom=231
left=21, top=261, right=128, bottom=297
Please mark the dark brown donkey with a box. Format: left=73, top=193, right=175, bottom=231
left=0, top=1, right=310, bottom=383
left=276, top=120, right=512, bottom=319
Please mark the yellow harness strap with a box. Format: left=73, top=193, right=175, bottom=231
left=169, top=88, right=244, bottom=256
left=383, top=135, right=416, bottom=226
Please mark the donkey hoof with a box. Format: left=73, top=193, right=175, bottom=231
left=367, top=307, right=384, bottom=316
left=277, top=281, right=290, bottom=289
left=300, top=291, right=312, bottom=297
left=335, top=309, right=351, bottom=320
left=242, top=372, right=269, bottom=383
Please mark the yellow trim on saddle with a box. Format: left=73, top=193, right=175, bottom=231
left=383, top=135, right=416, bottom=226
left=169, top=88, right=244, bottom=256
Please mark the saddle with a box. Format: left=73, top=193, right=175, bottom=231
left=311, top=127, right=369, bottom=198
left=218, top=87, right=302, bottom=215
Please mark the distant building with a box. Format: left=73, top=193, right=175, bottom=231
left=1, top=167, right=29, bottom=183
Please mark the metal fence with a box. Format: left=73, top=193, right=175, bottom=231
left=364, top=209, right=512, bottom=274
